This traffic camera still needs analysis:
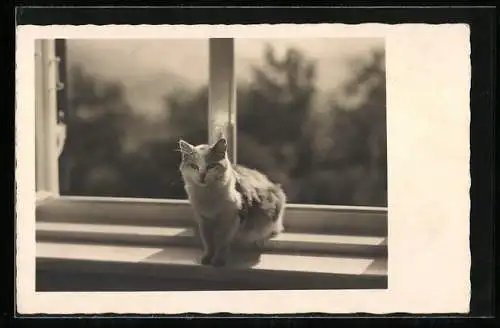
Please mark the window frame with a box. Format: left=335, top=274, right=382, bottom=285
left=208, top=38, right=237, bottom=163
left=34, top=38, right=388, bottom=289
left=35, top=39, right=63, bottom=196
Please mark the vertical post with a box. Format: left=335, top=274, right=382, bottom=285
left=209, top=38, right=237, bottom=164
left=35, top=39, right=60, bottom=195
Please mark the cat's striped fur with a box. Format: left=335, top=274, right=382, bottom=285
left=178, top=138, right=286, bottom=267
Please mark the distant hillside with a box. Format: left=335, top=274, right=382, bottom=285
left=66, top=41, right=384, bottom=152
left=122, top=72, right=194, bottom=119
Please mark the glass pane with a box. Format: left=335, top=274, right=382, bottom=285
left=59, top=39, right=208, bottom=199
left=235, top=38, right=387, bottom=207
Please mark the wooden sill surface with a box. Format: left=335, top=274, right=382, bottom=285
left=38, top=241, right=385, bottom=276
left=36, top=197, right=388, bottom=236
left=37, top=241, right=387, bottom=291
left=35, top=198, right=388, bottom=290
left=37, top=222, right=387, bottom=257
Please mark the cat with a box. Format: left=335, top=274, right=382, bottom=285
left=178, top=137, right=287, bottom=267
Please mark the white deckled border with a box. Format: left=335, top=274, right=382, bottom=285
left=16, top=23, right=470, bottom=314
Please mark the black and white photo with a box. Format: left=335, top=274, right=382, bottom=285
left=16, top=23, right=471, bottom=314
left=35, top=37, right=388, bottom=291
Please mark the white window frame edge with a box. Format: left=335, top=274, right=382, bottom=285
left=35, top=39, right=66, bottom=203
left=209, top=38, right=237, bottom=163
left=34, top=38, right=388, bottom=234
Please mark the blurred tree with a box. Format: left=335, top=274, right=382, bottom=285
left=302, top=48, right=387, bottom=206
left=237, top=45, right=317, bottom=189
left=165, top=86, right=208, bottom=146
left=120, top=86, right=209, bottom=199
left=61, top=66, right=133, bottom=196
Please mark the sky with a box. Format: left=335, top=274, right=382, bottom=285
left=67, top=38, right=384, bottom=117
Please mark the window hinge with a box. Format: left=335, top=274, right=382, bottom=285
left=49, top=56, right=65, bottom=91
left=50, top=54, right=66, bottom=158
left=56, top=111, right=67, bottom=158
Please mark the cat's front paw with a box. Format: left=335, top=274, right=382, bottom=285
left=200, top=253, right=213, bottom=265
left=269, top=231, right=280, bottom=239
left=210, top=256, right=227, bottom=267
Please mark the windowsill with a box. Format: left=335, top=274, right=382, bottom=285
left=36, top=195, right=388, bottom=291
left=37, top=195, right=388, bottom=236
left=37, top=242, right=387, bottom=291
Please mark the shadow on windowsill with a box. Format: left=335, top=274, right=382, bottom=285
left=224, top=249, right=263, bottom=268
left=142, top=244, right=263, bottom=269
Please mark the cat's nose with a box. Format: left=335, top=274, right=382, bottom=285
left=199, top=171, right=207, bottom=182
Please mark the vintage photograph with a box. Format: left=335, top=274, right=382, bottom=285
left=34, top=37, right=388, bottom=291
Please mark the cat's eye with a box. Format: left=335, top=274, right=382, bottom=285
left=206, top=163, right=219, bottom=170
left=188, top=163, right=199, bottom=170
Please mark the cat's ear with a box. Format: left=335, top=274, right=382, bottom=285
left=211, top=137, right=227, bottom=155
left=179, top=139, right=194, bottom=154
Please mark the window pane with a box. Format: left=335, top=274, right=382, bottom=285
left=60, top=39, right=208, bottom=199
left=235, top=38, right=387, bottom=207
